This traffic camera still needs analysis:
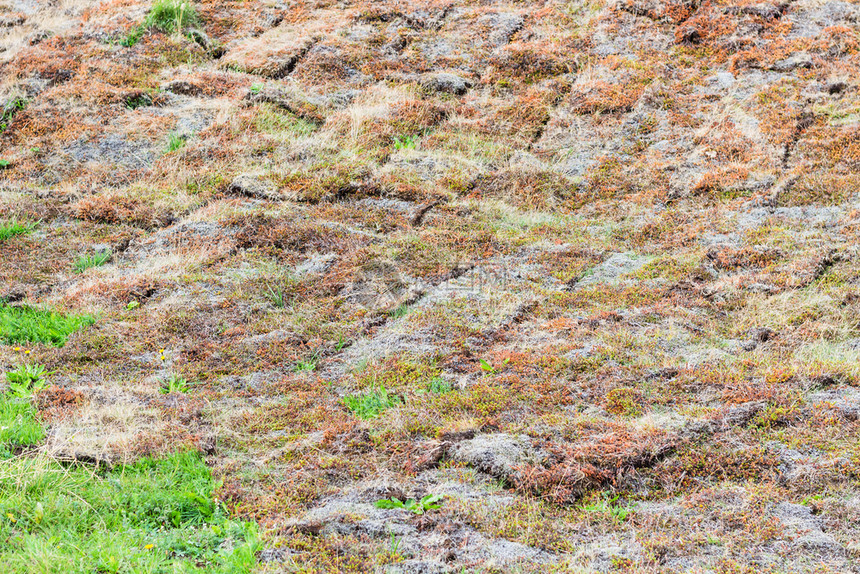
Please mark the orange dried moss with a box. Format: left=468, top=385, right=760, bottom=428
left=71, top=193, right=170, bottom=228
left=36, top=386, right=85, bottom=422
left=516, top=427, right=679, bottom=503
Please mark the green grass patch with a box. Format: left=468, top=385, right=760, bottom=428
left=344, top=387, right=401, bottom=419
left=0, top=363, right=48, bottom=458
left=120, top=1, right=200, bottom=48
left=0, top=450, right=261, bottom=573
left=427, top=376, right=452, bottom=394
left=580, top=494, right=635, bottom=524
left=0, top=397, right=44, bottom=459
left=165, top=132, right=186, bottom=153
left=146, top=0, right=199, bottom=33
left=0, top=304, right=95, bottom=347
left=294, top=349, right=321, bottom=373
left=72, top=251, right=111, bottom=273
left=0, top=219, right=36, bottom=242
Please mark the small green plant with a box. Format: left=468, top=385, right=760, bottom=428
left=427, top=376, right=452, bottom=394
left=334, top=335, right=348, bottom=352
left=393, top=135, right=418, bottom=150
left=801, top=493, right=824, bottom=506
left=5, top=364, right=48, bottom=398
left=145, top=0, right=199, bottom=34
left=0, top=219, right=36, bottom=241
left=294, top=350, right=321, bottom=372
left=72, top=250, right=111, bottom=273
left=344, top=387, right=401, bottom=419
left=479, top=358, right=509, bottom=375
left=165, top=132, right=186, bottom=153
left=0, top=304, right=95, bottom=347
left=0, top=159, right=10, bottom=168
left=581, top=494, right=635, bottom=523
left=374, top=494, right=443, bottom=515
left=0, top=98, right=26, bottom=133
left=264, top=284, right=289, bottom=308
left=249, top=83, right=263, bottom=94
left=125, top=93, right=153, bottom=110
left=116, top=2, right=202, bottom=48
left=605, top=387, right=643, bottom=417
left=389, top=303, right=411, bottom=318
left=159, top=374, right=191, bottom=394
left=387, top=526, right=402, bottom=556
left=705, top=533, right=723, bottom=545
left=119, top=26, right=144, bottom=47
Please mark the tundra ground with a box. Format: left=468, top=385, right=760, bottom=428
left=1, top=0, right=860, bottom=572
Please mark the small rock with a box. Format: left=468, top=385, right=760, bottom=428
left=481, top=13, right=524, bottom=47
left=709, top=71, right=736, bottom=89
left=747, top=327, right=775, bottom=343
left=258, top=547, right=291, bottom=563
left=421, top=72, right=471, bottom=95
left=564, top=342, right=597, bottom=360
left=227, top=174, right=280, bottom=200
left=163, top=80, right=202, bottom=96
left=447, top=433, right=544, bottom=480
left=740, top=340, right=758, bottom=352
left=771, top=52, right=813, bottom=72
left=385, top=560, right=448, bottom=574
